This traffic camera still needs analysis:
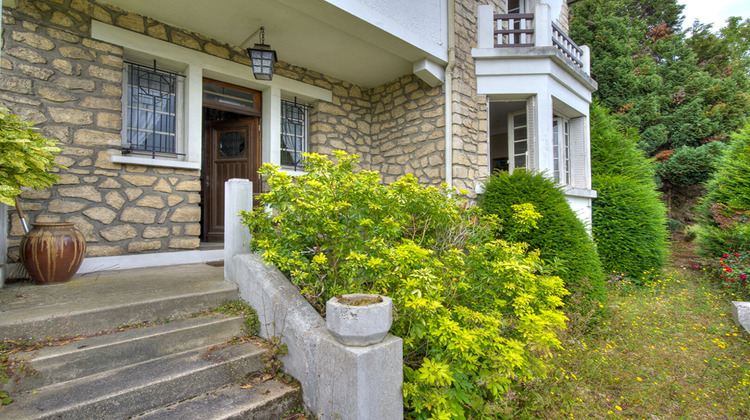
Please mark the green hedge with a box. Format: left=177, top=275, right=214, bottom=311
left=480, top=170, right=606, bottom=307
left=590, top=102, right=668, bottom=281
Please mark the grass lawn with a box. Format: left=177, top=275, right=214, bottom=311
left=518, top=268, right=750, bottom=419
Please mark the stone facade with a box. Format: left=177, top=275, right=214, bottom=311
left=1, top=0, right=512, bottom=261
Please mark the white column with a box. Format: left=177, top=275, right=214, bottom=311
left=581, top=45, right=591, bottom=75
left=224, top=179, right=253, bottom=282
left=533, top=4, right=552, bottom=47
left=477, top=5, right=495, bottom=49
left=184, top=64, right=203, bottom=164
left=262, top=86, right=281, bottom=166
left=534, top=92, right=554, bottom=176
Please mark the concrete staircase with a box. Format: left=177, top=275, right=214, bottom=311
left=0, top=263, right=302, bottom=419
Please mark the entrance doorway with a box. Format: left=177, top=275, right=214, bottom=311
left=201, top=79, right=261, bottom=242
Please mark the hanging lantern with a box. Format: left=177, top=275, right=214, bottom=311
left=246, top=27, right=277, bottom=81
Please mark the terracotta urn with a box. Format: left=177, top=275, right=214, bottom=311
left=20, top=222, right=86, bottom=284
left=326, top=293, right=393, bottom=347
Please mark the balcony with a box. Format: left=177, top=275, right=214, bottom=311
left=473, top=4, right=594, bottom=80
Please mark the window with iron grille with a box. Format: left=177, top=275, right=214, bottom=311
left=280, top=99, right=308, bottom=170
left=123, top=61, right=184, bottom=157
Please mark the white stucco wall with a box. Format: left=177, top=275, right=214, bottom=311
left=327, top=0, right=448, bottom=63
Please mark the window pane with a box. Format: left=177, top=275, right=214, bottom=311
left=514, top=155, right=526, bottom=168
left=280, top=100, right=308, bottom=170
left=125, top=62, right=181, bottom=155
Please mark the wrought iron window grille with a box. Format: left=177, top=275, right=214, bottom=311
left=123, top=60, right=185, bottom=158
left=280, top=98, right=310, bottom=171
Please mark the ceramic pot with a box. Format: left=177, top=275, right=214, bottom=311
left=326, top=293, right=393, bottom=347
left=20, top=222, right=86, bottom=284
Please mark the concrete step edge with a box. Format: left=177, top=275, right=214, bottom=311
left=0, top=288, right=240, bottom=341
left=3, top=340, right=268, bottom=420
left=136, top=380, right=302, bottom=420
left=5, top=314, right=247, bottom=393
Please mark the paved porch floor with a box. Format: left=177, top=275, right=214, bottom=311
left=0, top=263, right=229, bottom=340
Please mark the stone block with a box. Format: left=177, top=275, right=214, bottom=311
left=80, top=97, right=120, bottom=111
left=38, top=86, right=76, bottom=102
left=167, top=195, right=184, bottom=206
left=58, top=185, right=102, bottom=202
left=48, top=199, right=86, bottom=213
left=100, top=225, right=137, bottom=242
left=732, top=302, right=750, bottom=334
left=6, top=47, right=46, bottom=64
left=12, top=31, right=55, bottom=50
left=147, top=24, right=167, bottom=41
left=50, top=108, right=93, bottom=125
left=17, top=63, right=55, bottom=80
left=170, top=206, right=201, bottom=223
left=74, top=129, right=120, bottom=146
left=82, top=39, right=123, bottom=55
left=96, top=112, right=121, bottom=130
left=124, top=188, right=143, bottom=201
left=86, top=245, right=123, bottom=257
left=98, top=178, right=121, bottom=189
left=184, top=223, right=201, bottom=236
left=122, top=174, right=157, bottom=187
left=56, top=174, right=79, bottom=185
left=168, top=237, right=200, bottom=249
left=1, top=75, right=32, bottom=94
left=83, top=206, right=117, bottom=224
left=56, top=77, right=96, bottom=91
left=154, top=179, right=173, bottom=193
left=59, top=46, right=94, bottom=61
left=105, top=191, right=126, bottom=210
left=88, top=66, right=122, bottom=83
left=171, top=32, right=200, bottom=50
left=116, top=13, right=145, bottom=33
left=120, top=208, right=157, bottom=224
left=142, top=226, right=169, bottom=239
left=136, top=195, right=166, bottom=209
left=50, top=11, right=75, bottom=27
left=47, top=28, right=81, bottom=43
left=175, top=180, right=201, bottom=192
left=128, top=241, right=162, bottom=253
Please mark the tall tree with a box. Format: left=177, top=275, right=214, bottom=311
left=570, top=0, right=750, bottom=222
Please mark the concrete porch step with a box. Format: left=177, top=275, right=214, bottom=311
left=4, top=313, right=245, bottom=394
left=1, top=340, right=269, bottom=420
left=137, top=381, right=302, bottom=420
left=0, top=263, right=235, bottom=341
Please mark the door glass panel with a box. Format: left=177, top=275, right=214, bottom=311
left=218, top=131, right=245, bottom=157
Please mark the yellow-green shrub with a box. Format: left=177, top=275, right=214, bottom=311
left=241, top=152, right=568, bottom=418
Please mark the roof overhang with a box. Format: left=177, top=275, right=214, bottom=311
left=98, top=0, right=448, bottom=88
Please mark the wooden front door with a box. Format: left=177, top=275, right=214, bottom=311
left=202, top=118, right=260, bottom=242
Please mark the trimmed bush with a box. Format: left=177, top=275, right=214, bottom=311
left=590, top=102, right=669, bottom=281
left=697, top=123, right=750, bottom=256
left=479, top=169, right=606, bottom=307
left=241, top=152, right=569, bottom=418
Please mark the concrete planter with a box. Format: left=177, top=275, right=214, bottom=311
left=326, top=294, right=393, bottom=347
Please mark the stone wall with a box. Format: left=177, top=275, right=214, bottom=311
left=1, top=0, right=496, bottom=261
left=0, top=0, right=215, bottom=261
left=449, top=0, right=501, bottom=195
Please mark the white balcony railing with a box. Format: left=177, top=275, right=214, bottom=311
left=478, top=4, right=590, bottom=74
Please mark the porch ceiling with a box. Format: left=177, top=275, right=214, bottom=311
left=100, top=0, right=437, bottom=88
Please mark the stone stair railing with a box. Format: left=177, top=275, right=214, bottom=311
left=224, top=179, right=404, bottom=420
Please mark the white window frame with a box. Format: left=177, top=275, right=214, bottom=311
left=121, top=61, right=185, bottom=159
left=508, top=110, right=528, bottom=172
left=280, top=99, right=308, bottom=171
left=552, top=116, right=571, bottom=185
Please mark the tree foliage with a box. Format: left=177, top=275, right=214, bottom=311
left=571, top=0, right=750, bottom=215
left=0, top=109, right=61, bottom=206
left=241, top=152, right=569, bottom=418
left=590, top=103, right=669, bottom=281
